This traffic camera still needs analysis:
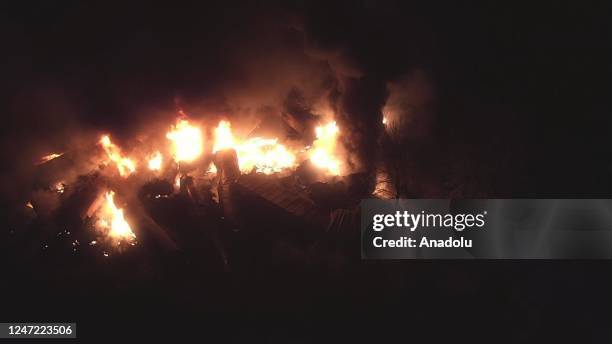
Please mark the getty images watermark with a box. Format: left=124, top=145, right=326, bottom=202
left=361, top=199, right=612, bottom=259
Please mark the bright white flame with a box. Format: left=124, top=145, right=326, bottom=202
left=53, top=182, right=65, bottom=194
left=212, top=120, right=235, bottom=153
left=95, top=191, right=135, bottom=240
left=166, top=119, right=203, bottom=162
left=147, top=151, right=163, bottom=171
left=309, top=121, right=341, bottom=175
left=237, top=137, right=296, bottom=174
left=212, top=121, right=296, bottom=174
left=99, top=135, right=136, bottom=177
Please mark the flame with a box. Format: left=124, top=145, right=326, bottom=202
left=95, top=191, right=135, bottom=241
left=166, top=119, right=203, bottom=162
left=37, top=153, right=63, bottom=165
left=53, top=182, right=65, bottom=194
left=147, top=151, right=163, bottom=171
left=212, top=121, right=296, bottom=174
left=382, top=116, right=388, bottom=125
left=100, top=135, right=136, bottom=177
left=212, top=120, right=236, bottom=153
left=237, top=138, right=296, bottom=174
left=309, top=121, right=341, bottom=175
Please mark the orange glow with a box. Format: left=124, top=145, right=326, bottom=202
left=37, top=153, right=63, bottom=165
left=166, top=119, right=203, bottom=162
left=95, top=191, right=135, bottom=241
left=147, top=151, right=163, bottom=171
left=238, top=137, right=296, bottom=174
left=212, top=120, right=296, bottom=174
left=212, top=120, right=236, bottom=153
left=53, top=181, right=65, bottom=194
left=309, top=121, right=341, bottom=175
left=99, top=135, right=136, bottom=177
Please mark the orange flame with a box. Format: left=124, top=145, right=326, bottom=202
left=95, top=191, right=135, bottom=241
left=100, top=135, right=136, bottom=177
left=53, top=181, right=65, bottom=194
left=166, top=119, right=203, bottom=162
left=309, top=121, right=341, bottom=175
left=212, top=120, right=235, bottom=153
left=238, top=137, right=296, bottom=174
left=147, top=151, right=163, bottom=171
left=37, top=153, right=63, bottom=165
left=212, top=120, right=296, bottom=174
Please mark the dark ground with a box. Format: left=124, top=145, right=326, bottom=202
left=1, top=1, right=612, bottom=342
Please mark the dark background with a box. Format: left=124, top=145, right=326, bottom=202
left=1, top=1, right=611, bottom=342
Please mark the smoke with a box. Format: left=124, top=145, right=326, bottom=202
left=383, top=70, right=435, bottom=143
left=292, top=1, right=431, bottom=173
left=1, top=1, right=437, bottom=206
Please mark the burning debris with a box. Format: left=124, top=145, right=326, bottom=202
left=37, top=153, right=64, bottom=165
left=99, top=135, right=136, bottom=177
left=166, top=118, right=204, bottom=163
left=147, top=151, right=163, bottom=171
left=93, top=191, right=136, bottom=242
left=212, top=120, right=297, bottom=174
left=19, top=108, right=379, bottom=270
left=309, top=121, right=342, bottom=176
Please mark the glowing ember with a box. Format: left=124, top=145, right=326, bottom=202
left=212, top=121, right=296, bottom=174
left=309, top=121, right=341, bottom=175
left=94, top=191, right=135, bottom=241
left=373, top=168, right=395, bottom=199
left=100, top=135, right=136, bottom=177
left=174, top=174, right=181, bottom=189
left=53, top=182, right=65, bottom=194
left=37, top=153, right=63, bottom=165
left=166, top=119, right=203, bottom=162
left=147, top=151, right=163, bottom=171
left=26, top=201, right=34, bottom=209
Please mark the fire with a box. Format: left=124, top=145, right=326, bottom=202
left=212, top=120, right=235, bottom=153
left=207, top=164, right=217, bottom=174
left=95, top=191, right=135, bottom=241
left=166, top=119, right=203, bottom=162
left=309, top=121, right=341, bottom=175
left=237, top=138, right=296, bottom=174
left=212, top=121, right=296, bottom=174
left=100, top=135, right=136, bottom=177
left=37, top=153, right=63, bottom=165
left=53, top=181, right=65, bottom=194
left=147, top=151, right=163, bottom=171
